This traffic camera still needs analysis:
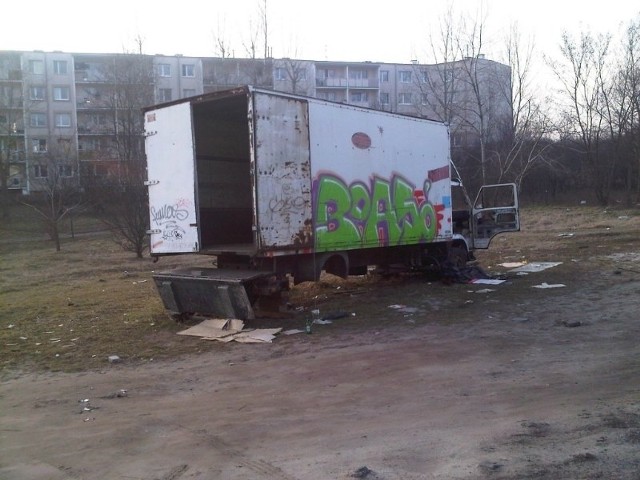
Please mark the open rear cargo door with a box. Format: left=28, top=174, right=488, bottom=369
left=145, top=102, right=199, bottom=254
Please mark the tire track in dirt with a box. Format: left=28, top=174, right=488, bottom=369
left=178, top=424, right=299, bottom=480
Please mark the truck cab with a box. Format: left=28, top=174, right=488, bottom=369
left=451, top=179, right=520, bottom=254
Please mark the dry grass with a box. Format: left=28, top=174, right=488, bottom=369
left=1, top=203, right=639, bottom=375
left=0, top=205, right=216, bottom=374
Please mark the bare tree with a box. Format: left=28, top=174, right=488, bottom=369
left=548, top=30, right=614, bottom=205
left=419, top=6, right=513, bottom=188
left=212, top=17, right=234, bottom=59
left=492, top=24, right=558, bottom=189
left=614, top=17, right=640, bottom=204
left=418, top=5, right=461, bottom=126
left=20, top=146, right=83, bottom=251
left=87, top=50, right=155, bottom=257
left=274, top=49, right=310, bottom=95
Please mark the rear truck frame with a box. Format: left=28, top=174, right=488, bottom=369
left=143, top=86, right=519, bottom=320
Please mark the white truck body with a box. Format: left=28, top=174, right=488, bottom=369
left=143, top=86, right=519, bottom=319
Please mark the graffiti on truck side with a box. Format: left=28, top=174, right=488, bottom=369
left=314, top=173, right=443, bottom=251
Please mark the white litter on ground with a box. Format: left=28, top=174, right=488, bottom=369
left=509, top=262, right=563, bottom=273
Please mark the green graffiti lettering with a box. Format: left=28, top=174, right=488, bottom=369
left=315, top=176, right=360, bottom=250
left=393, top=177, right=437, bottom=243
left=314, top=173, right=439, bottom=252
left=365, top=178, right=401, bottom=246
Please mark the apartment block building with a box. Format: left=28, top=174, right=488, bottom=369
left=1, top=50, right=511, bottom=194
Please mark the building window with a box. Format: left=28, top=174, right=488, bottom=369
left=398, top=92, right=412, bottom=105
left=53, top=86, right=70, bottom=101
left=275, top=68, right=286, bottom=81
left=421, top=93, right=429, bottom=105
left=91, top=113, right=107, bottom=125
left=399, top=71, right=412, bottom=83
left=380, top=92, right=389, bottom=105
left=421, top=70, right=429, bottom=83
left=30, top=86, right=45, bottom=100
left=181, top=64, right=195, bottom=77
left=158, top=88, right=172, bottom=102
left=32, top=139, right=47, bottom=153
left=158, top=64, right=171, bottom=77
left=58, top=165, right=73, bottom=177
left=380, top=70, right=389, bottom=82
left=182, top=89, right=196, bottom=98
left=298, top=70, right=307, bottom=80
left=34, top=164, right=48, bottom=177
left=53, top=60, right=68, bottom=75
left=350, top=92, right=368, bottom=103
left=55, top=113, right=72, bottom=127
left=29, top=60, right=44, bottom=75
left=30, top=113, right=46, bottom=127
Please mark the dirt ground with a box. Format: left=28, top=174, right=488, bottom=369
left=1, top=207, right=640, bottom=479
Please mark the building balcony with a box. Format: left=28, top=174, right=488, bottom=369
left=316, top=78, right=348, bottom=88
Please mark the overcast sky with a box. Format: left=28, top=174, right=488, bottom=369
left=2, top=0, right=638, bottom=65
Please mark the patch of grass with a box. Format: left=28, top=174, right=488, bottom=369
left=2, top=204, right=639, bottom=374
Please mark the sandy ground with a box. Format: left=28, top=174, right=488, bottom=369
left=2, top=236, right=640, bottom=479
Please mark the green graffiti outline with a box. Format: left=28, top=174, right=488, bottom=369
left=315, top=173, right=438, bottom=251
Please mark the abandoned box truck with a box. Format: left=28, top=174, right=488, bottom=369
left=144, top=86, right=519, bottom=320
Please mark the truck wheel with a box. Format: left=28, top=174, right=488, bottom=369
left=448, top=246, right=468, bottom=269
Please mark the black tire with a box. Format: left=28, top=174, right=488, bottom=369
left=447, top=246, right=468, bottom=269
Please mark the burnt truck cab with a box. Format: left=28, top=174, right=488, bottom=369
left=451, top=179, right=520, bottom=256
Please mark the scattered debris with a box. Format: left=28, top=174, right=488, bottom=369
left=282, top=329, right=305, bottom=335
left=101, top=389, right=128, bottom=399
left=442, top=264, right=496, bottom=284
left=108, top=355, right=121, bottom=363
left=558, top=233, right=575, bottom=237
left=388, top=304, right=419, bottom=314
left=510, top=262, right=562, bottom=273
left=562, top=320, right=582, bottom=328
left=321, top=311, right=355, bottom=321
left=313, top=319, right=333, bottom=325
left=498, top=261, right=527, bottom=268
left=478, top=461, right=503, bottom=473
left=470, top=278, right=506, bottom=285
left=533, top=282, right=566, bottom=289
left=474, top=288, right=496, bottom=294
left=351, top=466, right=375, bottom=478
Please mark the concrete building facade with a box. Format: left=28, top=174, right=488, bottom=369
left=1, top=50, right=511, bottom=194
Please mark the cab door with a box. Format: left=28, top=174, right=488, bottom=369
left=471, top=183, right=520, bottom=249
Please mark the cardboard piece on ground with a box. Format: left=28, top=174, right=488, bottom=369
left=509, top=262, right=562, bottom=273
left=177, top=319, right=245, bottom=339
left=498, top=262, right=527, bottom=268
left=231, top=328, right=283, bottom=343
